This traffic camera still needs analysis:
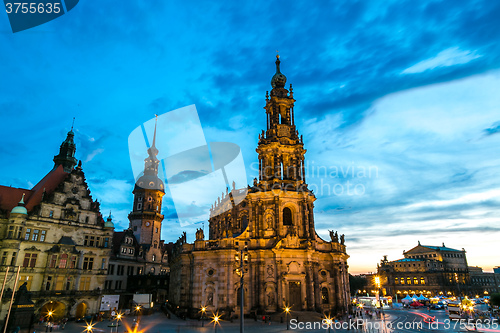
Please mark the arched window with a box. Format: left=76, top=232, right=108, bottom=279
left=241, top=215, right=248, bottom=230
left=283, top=207, right=292, bottom=226
left=321, top=287, right=329, bottom=304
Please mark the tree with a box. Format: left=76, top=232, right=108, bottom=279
left=349, top=274, right=367, bottom=296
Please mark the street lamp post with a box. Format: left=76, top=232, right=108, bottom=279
left=114, top=313, right=122, bottom=333
left=201, top=306, right=207, bottom=327
left=212, top=314, right=220, bottom=333
left=324, top=316, right=333, bottom=333
left=135, top=305, right=141, bottom=330
left=235, top=245, right=248, bottom=333
left=284, top=306, right=290, bottom=330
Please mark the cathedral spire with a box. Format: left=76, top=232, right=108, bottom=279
left=151, top=114, right=158, bottom=149
left=53, top=125, right=78, bottom=173
left=144, top=115, right=159, bottom=176
left=257, top=56, right=306, bottom=184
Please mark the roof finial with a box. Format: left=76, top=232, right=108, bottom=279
left=275, top=51, right=281, bottom=73
left=71, top=117, right=75, bottom=131
left=152, top=114, right=158, bottom=148
left=20, top=193, right=25, bottom=205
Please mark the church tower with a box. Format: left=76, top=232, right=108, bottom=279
left=257, top=54, right=306, bottom=184
left=128, top=117, right=165, bottom=253
left=53, top=129, right=77, bottom=172
left=170, top=56, right=350, bottom=315
left=209, top=55, right=316, bottom=240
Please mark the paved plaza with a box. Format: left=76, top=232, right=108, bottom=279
left=33, top=307, right=499, bottom=333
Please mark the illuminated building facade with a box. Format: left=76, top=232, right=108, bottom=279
left=169, top=57, right=350, bottom=317
left=0, top=130, right=113, bottom=320
left=372, top=242, right=499, bottom=297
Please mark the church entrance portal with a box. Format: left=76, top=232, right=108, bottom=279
left=75, top=302, right=87, bottom=320
left=288, top=281, right=301, bottom=310
left=40, top=301, right=66, bottom=321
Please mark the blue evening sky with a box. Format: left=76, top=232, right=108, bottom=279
left=1, top=0, right=500, bottom=274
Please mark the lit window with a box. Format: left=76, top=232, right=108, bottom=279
left=59, top=254, right=68, bottom=268
left=32, top=229, right=39, bottom=241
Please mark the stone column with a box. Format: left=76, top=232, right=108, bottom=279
left=306, top=262, right=315, bottom=310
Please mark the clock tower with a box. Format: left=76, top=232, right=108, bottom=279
left=128, top=117, right=165, bottom=265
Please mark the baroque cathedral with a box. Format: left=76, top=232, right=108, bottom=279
left=169, top=56, right=350, bottom=316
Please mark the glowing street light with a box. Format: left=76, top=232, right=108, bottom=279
left=284, top=306, right=291, bottom=330
left=323, top=316, right=333, bottom=333
left=113, top=313, right=123, bottom=333
left=201, top=306, right=207, bottom=327
left=211, top=313, right=221, bottom=333
left=84, top=321, right=95, bottom=333
left=134, top=305, right=141, bottom=328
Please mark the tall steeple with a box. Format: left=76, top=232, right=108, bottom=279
left=129, top=115, right=165, bottom=247
left=143, top=115, right=161, bottom=179
left=53, top=124, right=78, bottom=172
left=256, top=55, right=306, bottom=185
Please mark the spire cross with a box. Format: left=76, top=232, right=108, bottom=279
left=71, top=117, right=75, bottom=131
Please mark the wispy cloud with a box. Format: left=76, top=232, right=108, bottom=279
left=402, top=47, right=482, bottom=74
left=483, top=121, right=500, bottom=136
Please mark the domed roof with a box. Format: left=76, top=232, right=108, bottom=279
left=11, top=194, right=27, bottom=215
left=271, top=55, right=287, bottom=88
left=135, top=174, right=165, bottom=192
left=104, top=212, right=114, bottom=228
left=104, top=220, right=114, bottom=228
left=11, top=205, right=27, bottom=215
